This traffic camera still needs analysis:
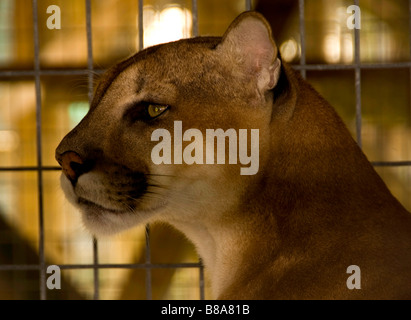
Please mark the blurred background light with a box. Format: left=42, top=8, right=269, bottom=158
left=68, top=101, right=89, bottom=127
left=140, top=4, right=192, bottom=49
left=279, top=38, right=299, bottom=62
left=324, top=33, right=342, bottom=64
left=0, top=130, right=20, bottom=152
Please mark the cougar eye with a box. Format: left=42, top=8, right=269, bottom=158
left=123, top=102, right=169, bottom=123
left=147, top=104, right=169, bottom=119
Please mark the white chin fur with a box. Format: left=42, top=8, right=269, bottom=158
left=60, top=173, right=168, bottom=237
left=81, top=209, right=141, bottom=237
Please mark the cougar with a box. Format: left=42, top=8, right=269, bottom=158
left=56, top=12, right=411, bottom=299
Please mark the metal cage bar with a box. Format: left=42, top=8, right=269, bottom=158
left=144, top=225, right=152, bottom=300
left=3, top=61, right=411, bottom=79
left=0, top=262, right=203, bottom=271
left=246, top=0, right=252, bottom=11
left=190, top=0, right=206, bottom=300
left=84, top=0, right=101, bottom=301
left=298, top=0, right=306, bottom=79
left=136, top=0, right=154, bottom=301
left=409, top=0, right=411, bottom=128
left=31, top=0, right=47, bottom=301
left=192, top=0, right=199, bottom=37
left=354, top=0, right=362, bottom=148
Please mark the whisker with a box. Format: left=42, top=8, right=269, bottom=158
left=126, top=184, right=204, bottom=206
left=147, top=182, right=168, bottom=187
left=147, top=183, right=171, bottom=190
left=145, top=173, right=177, bottom=178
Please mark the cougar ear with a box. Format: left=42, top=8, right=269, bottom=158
left=217, top=11, right=281, bottom=94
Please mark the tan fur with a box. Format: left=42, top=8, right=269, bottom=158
left=56, top=12, right=411, bottom=299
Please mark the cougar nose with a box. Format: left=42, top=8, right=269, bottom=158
left=57, top=151, right=88, bottom=182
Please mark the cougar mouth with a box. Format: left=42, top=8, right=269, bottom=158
left=60, top=169, right=171, bottom=236
left=77, top=197, right=127, bottom=214
left=74, top=186, right=169, bottom=217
